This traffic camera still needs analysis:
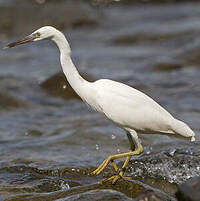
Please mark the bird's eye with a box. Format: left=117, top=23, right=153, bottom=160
left=35, top=32, right=40, bottom=37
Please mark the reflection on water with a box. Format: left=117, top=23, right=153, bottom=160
left=0, top=0, right=200, bottom=200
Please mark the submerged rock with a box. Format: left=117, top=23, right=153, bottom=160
left=177, top=46, right=200, bottom=67
left=111, top=33, right=178, bottom=46
left=152, top=62, right=182, bottom=72
left=135, top=190, right=163, bottom=201
left=56, top=189, right=133, bottom=201
left=0, top=92, right=26, bottom=109
left=176, top=176, right=200, bottom=201
left=40, top=72, right=95, bottom=100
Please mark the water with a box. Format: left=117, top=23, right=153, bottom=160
left=0, top=1, right=200, bottom=200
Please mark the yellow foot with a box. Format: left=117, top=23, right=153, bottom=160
left=92, top=146, right=144, bottom=185
left=92, top=159, right=107, bottom=175
left=92, top=147, right=143, bottom=175
left=99, top=175, right=132, bottom=185
left=92, top=158, right=117, bottom=175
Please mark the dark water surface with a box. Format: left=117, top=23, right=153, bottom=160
left=0, top=1, right=200, bottom=200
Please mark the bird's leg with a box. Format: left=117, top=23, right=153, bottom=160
left=109, top=132, right=136, bottom=183
left=111, top=147, right=144, bottom=184
left=92, top=134, right=132, bottom=175
left=92, top=150, right=141, bottom=175
left=111, top=160, right=118, bottom=172
left=100, top=153, right=132, bottom=184
left=121, top=131, right=136, bottom=169
left=115, top=132, right=137, bottom=180
left=92, top=159, right=118, bottom=175
left=92, top=130, right=144, bottom=184
left=98, top=146, right=143, bottom=184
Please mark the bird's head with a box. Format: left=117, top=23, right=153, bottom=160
left=4, top=26, right=58, bottom=49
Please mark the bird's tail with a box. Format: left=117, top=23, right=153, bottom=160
left=172, top=119, right=195, bottom=141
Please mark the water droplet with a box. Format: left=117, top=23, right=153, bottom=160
left=95, top=144, right=99, bottom=150
left=111, top=135, right=116, bottom=140
left=146, top=146, right=152, bottom=155
left=60, top=181, right=70, bottom=190
left=186, top=175, right=191, bottom=179
left=169, top=149, right=176, bottom=157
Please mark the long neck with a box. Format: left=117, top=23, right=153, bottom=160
left=52, top=31, right=90, bottom=100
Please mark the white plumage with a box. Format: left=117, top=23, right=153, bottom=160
left=93, top=79, right=195, bottom=138
left=4, top=26, right=195, bottom=184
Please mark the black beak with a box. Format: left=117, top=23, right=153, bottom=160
left=3, top=34, right=37, bottom=49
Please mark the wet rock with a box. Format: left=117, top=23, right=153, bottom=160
left=3, top=165, right=173, bottom=201
left=5, top=179, right=172, bottom=201
left=57, top=189, right=133, bottom=201
left=40, top=72, right=94, bottom=100
left=176, top=176, right=200, bottom=201
left=100, top=178, right=174, bottom=201
left=8, top=0, right=198, bottom=5
left=92, top=0, right=199, bottom=5
left=135, top=190, right=163, bottom=201
left=0, top=165, right=81, bottom=196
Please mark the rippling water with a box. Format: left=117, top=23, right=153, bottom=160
left=0, top=1, right=200, bottom=200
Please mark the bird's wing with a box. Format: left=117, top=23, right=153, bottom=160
left=94, top=79, right=174, bottom=134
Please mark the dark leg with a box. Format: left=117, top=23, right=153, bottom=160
left=126, top=131, right=136, bottom=151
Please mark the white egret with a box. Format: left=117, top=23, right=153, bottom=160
left=4, top=26, right=195, bottom=184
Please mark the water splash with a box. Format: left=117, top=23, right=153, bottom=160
left=146, top=146, right=153, bottom=155
left=60, top=180, right=70, bottom=190
left=111, top=134, right=116, bottom=140
left=127, top=144, right=200, bottom=184
left=95, top=144, right=99, bottom=150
